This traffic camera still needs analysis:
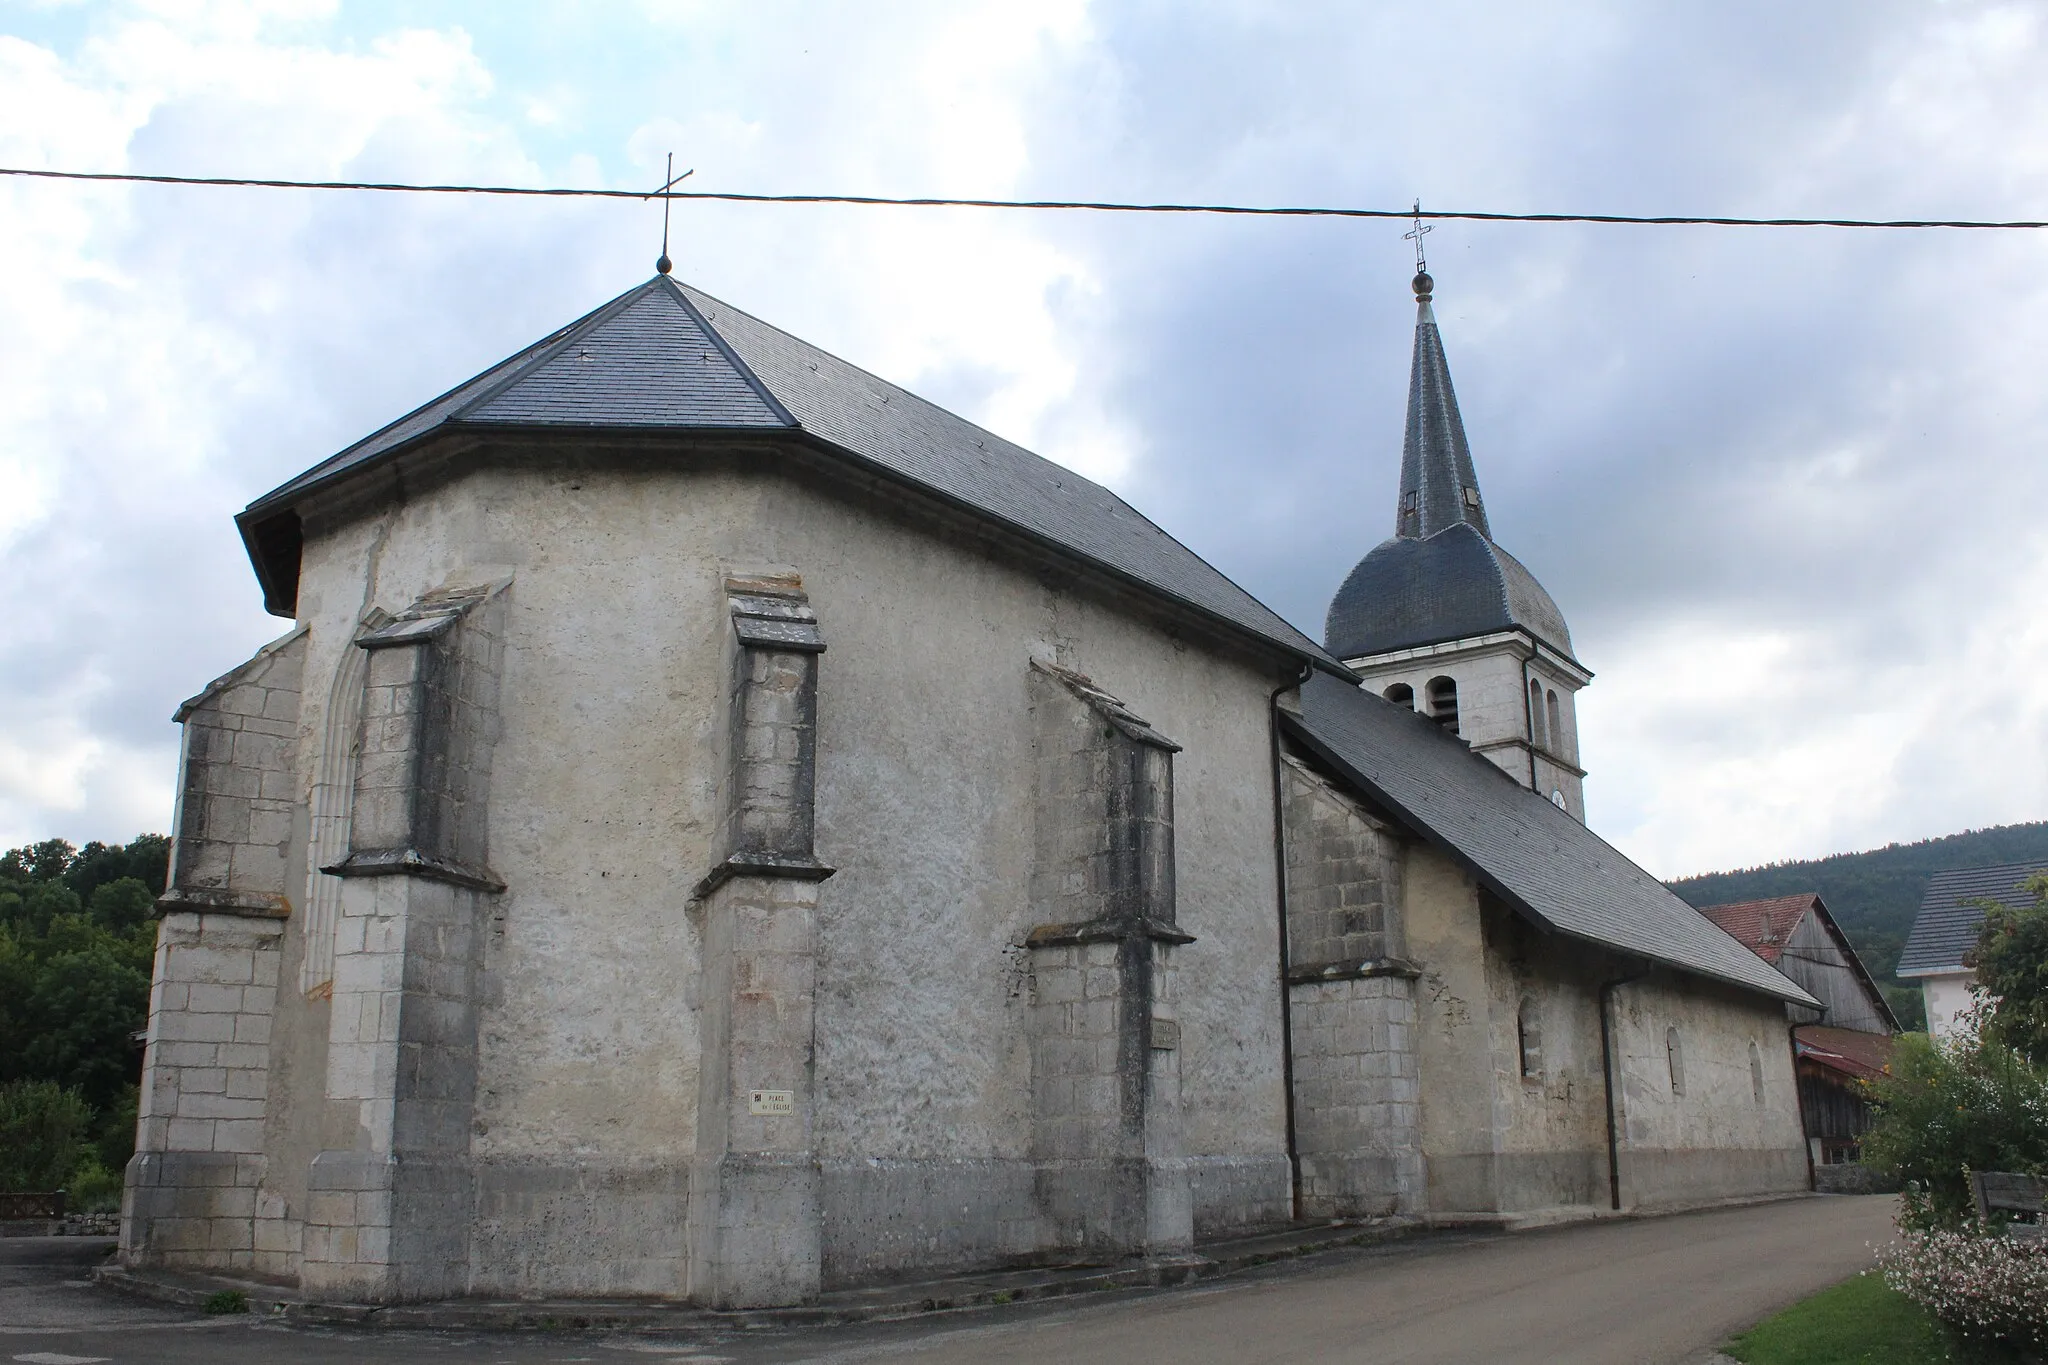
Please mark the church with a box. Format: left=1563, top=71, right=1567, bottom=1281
left=122, top=257, right=1817, bottom=1307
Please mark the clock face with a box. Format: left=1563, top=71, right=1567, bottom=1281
left=1550, top=789, right=1567, bottom=809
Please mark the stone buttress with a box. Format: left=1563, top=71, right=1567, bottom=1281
left=685, top=575, right=834, bottom=1309
left=1279, top=749, right=1422, bottom=1218
left=296, top=582, right=509, bottom=1301
left=124, top=626, right=307, bottom=1274
left=1023, top=661, right=1194, bottom=1258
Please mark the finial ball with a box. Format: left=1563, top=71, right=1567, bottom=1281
left=656, top=253, right=673, bottom=276
left=1412, top=270, right=1433, bottom=299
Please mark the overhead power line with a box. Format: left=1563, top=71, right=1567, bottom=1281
left=2, top=164, right=2045, bottom=230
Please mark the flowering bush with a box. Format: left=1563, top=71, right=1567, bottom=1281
left=1863, top=1030, right=2048, bottom=1227
left=1880, top=1226, right=2048, bottom=1358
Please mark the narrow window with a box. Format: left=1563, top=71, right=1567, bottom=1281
left=1385, top=682, right=1415, bottom=709
left=1518, top=999, right=1543, bottom=1079
left=1546, top=690, right=1563, bottom=758
left=1426, top=676, right=1459, bottom=734
left=1749, top=1040, right=1765, bottom=1104
left=1666, top=1027, right=1686, bottom=1097
left=1529, top=679, right=1546, bottom=749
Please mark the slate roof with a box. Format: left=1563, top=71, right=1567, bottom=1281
left=1794, top=1024, right=1895, bottom=1083
left=1285, top=672, right=1817, bottom=1005
left=1898, top=862, right=2048, bottom=976
left=1322, top=282, right=1577, bottom=664
left=1396, top=294, right=1491, bottom=542
left=1325, top=523, right=1575, bottom=660
left=238, top=276, right=1339, bottom=673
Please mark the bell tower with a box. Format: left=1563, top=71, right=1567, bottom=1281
left=1323, top=263, right=1591, bottom=820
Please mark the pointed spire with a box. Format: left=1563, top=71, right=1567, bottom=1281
left=1393, top=268, right=1490, bottom=541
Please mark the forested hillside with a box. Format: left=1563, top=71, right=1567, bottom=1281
left=0, top=834, right=167, bottom=1201
left=1668, top=821, right=2048, bottom=1032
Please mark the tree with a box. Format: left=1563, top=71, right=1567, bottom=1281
left=1975, top=873, right=2048, bottom=1066
left=1864, top=1031, right=2048, bottom=1227
left=0, top=1080, right=94, bottom=1193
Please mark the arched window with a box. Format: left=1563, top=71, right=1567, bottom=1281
left=1666, top=1027, right=1686, bottom=1097
left=1749, top=1041, right=1765, bottom=1104
left=1517, top=998, right=1543, bottom=1079
left=1528, top=679, right=1546, bottom=749
left=1426, top=676, right=1459, bottom=734
left=1546, top=690, right=1563, bottom=758
left=1385, top=682, right=1415, bottom=709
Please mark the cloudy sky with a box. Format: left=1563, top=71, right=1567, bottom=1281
left=2, top=0, right=2044, bottom=879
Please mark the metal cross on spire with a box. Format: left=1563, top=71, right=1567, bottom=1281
left=1404, top=199, right=1435, bottom=301
left=649, top=152, right=695, bottom=275
left=1403, top=199, right=1432, bottom=273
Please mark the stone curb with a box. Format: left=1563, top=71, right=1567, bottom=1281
left=91, top=1217, right=1426, bottom=1333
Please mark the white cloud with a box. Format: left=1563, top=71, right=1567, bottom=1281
left=1, top=0, right=2044, bottom=883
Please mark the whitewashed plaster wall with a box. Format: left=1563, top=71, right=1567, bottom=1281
left=277, top=443, right=1295, bottom=1288
left=1920, top=972, right=1983, bottom=1041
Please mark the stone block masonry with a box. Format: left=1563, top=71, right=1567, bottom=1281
left=1024, top=662, right=1193, bottom=1257
left=123, top=912, right=288, bottom=1272
left=125, top=626, right=306, bottom=1274
left=159, top=625, right=307, bottom=918
left=299, top=581, right=508, bottom=1302
left=1280, top=748, right=1423, bottom=1218
left=687, top=574, right=833, bottom=1309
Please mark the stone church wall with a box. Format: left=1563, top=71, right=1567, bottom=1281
left=1609, top=972, right=1809, bottom=1206
left=1407, top=852, right=1807, bottom=1217
left=266, top=449, right=1293, bottom=1296
left=1278, top=751, right=1422, bottom=1218
left=125, top=626, right=305, bottom=1274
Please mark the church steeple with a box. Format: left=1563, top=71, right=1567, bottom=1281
left=1324, top=256, right=1591, bottom=823
left=1393, top=270, right=1490, bottom=541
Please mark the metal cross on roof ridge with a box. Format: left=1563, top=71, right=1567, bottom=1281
left=649, top=152, right=696, bottom=276
left=1403, top=199, right=1432, bottom=273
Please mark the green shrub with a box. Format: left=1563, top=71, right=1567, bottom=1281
left=0, top=1079, right=94, bottom=1192
left=1862, top=1032, right=2048, bottom=1227
left=96, top=1082, right=138, bottom=1174
left=64, top=1157, right=124, bottom=1214
left=203, top=1289, right=249, bottom=1315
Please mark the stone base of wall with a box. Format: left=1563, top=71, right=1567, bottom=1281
left=1188, top=1154, right=1293, bottom=1236
left=821, top=1153, right=1291, bottom=1289
left=472, top=1159, right=690, bottom=1297
left=1427, top=1148, right=1607, bottom=1215
left=300, top=1151, right=474, bottom=1303
left=1618, top=1146, right=1810, bottom=1208
left=821, top=1158, right=1041, bottom=1288
left=122, top=1151, right=287, bottom=1275
left=1812, top=1162, right=1896, bottom=1195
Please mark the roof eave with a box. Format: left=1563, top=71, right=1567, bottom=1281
left=1279, top=708, right=1819, bottom=1008
left=779, top=427, right=1348, bottom=677
left=235, top=419, right=1348, bottom=676
left=1342, top=624, right=1591, bottom=680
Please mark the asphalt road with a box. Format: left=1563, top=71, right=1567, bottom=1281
left=1, top=1195, right=1898, bottom=1365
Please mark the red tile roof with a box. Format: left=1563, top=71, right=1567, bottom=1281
left=1696, top=894, right=1823, bottom=966
left=1795, top=1025, right=1896, bottom=1082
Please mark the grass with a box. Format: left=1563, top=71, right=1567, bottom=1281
left=202, top=1289, right=249, bottom=1315
left=1725, top=1270, right=1951, bottom=1364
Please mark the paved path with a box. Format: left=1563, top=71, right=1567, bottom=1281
left=0, top=1196, right=1898, bottom=1365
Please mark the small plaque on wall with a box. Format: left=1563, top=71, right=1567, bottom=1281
left=748, top=1089, right=795, bottom=1116
left=1150, top=1019, right=1180, bottom=1051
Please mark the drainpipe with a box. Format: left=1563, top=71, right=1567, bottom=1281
left=1270, top=661, right=1315, bottom=1222
left=1599, top=968, right=1648, bottom=1212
